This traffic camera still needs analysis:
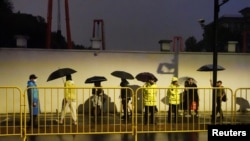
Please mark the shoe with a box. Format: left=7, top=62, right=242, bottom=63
left=55, top=119, right=63, bottom=124
left=73, top=121, right=77, bottom=125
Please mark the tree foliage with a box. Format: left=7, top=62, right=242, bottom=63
left=0, top=0, right=73, bottom=49
left=0, top=0, right=13, bottom=15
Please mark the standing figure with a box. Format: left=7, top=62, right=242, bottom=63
left=91, top=81, right=104, bottom=116
left=184, top=78, right=199, bottom=117
left=167, top=77, right=181, bottom=123
left=120, top=79, right=132, bottom=120
left=27, top=74, right=39, bottom=128
left=59, top=75, right=77, bottom=125
left=143, top=77, right=157, bottom=124
left=210, top=80, right=226, bottom=120
left=182, top=80, right=189, bottom=115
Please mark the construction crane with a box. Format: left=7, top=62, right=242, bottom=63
left=46, top=0, right=72, bottom=49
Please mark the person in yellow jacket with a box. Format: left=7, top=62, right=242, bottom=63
left=167, top=77, right=181, bottom=123
left=143, top=77, right=158, bottom=124
left=58, top=74, right=77, bottom=125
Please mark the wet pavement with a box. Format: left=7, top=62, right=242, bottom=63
left=0, top=132, right=208, bottom=141
left=1, top=111, right=249, bottom=141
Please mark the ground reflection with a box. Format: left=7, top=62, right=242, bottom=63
left=1, top=132, right=206, bottom=141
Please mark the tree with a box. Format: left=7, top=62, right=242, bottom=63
left=0, top=0, right=14, bottom=46
left=185, top=36, right=202, bottom=52
left=0, top=0, right=71, bottom=49
left=0, top=0, right=13, bottom=14
left=0, top=0, right=68, bottom=49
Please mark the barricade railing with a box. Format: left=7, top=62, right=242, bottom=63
left=0, top=86, right=23, bottom=137
left=23, top=86, right=135, bottom=137
left=0, top=86, right=247, bottom=141
left=134, top=87, right=234, bottom=134
left=234, top=88, right=250, bottom=123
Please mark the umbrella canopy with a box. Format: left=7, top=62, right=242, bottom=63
left=111, top=70, right=134, bottom=79
left=197, top=64, right=225, bottom=71
left=178, top=76, right=197, bottom=85
left=85, top=76, right=107, bottom=83
left=135, top=72, right=158, bottom=82
left=47, top=68, right=77, bottom=82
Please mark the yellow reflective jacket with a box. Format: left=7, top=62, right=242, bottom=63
left=143, top=82, right=157, bottom=106
left=64, top=80, right=76, bottom=100
left=167, top=84, right=181, bottom=105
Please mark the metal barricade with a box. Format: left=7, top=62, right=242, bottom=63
left=0, top=86, right=245, bottom=141
left=234, top=88, right=250, bottom=123
left=134, top=87, right=234, bottom=135
left=0, top=87, right=23, bottom=137
left=22, top=86, right=135, bottom=137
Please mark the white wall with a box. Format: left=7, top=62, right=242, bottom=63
left=0, top=48, right=250, bottom=112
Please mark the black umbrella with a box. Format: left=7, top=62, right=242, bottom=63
left=111, top=70, right=134, bottom=79
left=178, top=76, right=197, bottom=85
left=135, top=72, right=158, bottom=82
left=85, top=76, right=107, bottom=83
left=197, top=64, right=225, bottom=71
left=47, top=68, right=77, bottom=82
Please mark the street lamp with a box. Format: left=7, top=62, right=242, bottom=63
left=211, top=0, right=229, bottom=123
left=198, top=19, right=205, bottom=29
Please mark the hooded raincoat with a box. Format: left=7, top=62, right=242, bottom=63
left=27, top=80, right=39, bottom=115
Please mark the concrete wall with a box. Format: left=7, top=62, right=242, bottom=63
left=1, top=48, right=250, bottom=112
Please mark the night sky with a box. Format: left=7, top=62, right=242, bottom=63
left=12, top=0, right=250, bottom=51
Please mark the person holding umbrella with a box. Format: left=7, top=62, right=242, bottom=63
left=167, top=77, right=181, bottom=123
left=120, top=78, right=132, bottom=120
left=58, top=74, right=77, bottom=125
left=210, top=80, right=226, bottom=120
left=27, top=74, right=39, bottom=128
left=91, top=81, right=105, bottom=116
left=143, top=76, right=158, bottom=124
left=85, top=76, right=107, bottom=117
left=111, top=70, right=134, bottom=119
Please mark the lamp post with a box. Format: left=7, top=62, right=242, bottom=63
left=211, top=0, right=229, bottom=123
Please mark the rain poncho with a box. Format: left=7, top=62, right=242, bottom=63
left=27, top=80, right=39, bottom=115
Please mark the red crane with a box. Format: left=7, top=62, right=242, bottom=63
left=46, top=0, right=72, bottom=49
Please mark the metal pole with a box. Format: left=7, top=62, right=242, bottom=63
left=211, top=0, right=219, bottom=123
left=211, top=0, right=229, bottom=123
